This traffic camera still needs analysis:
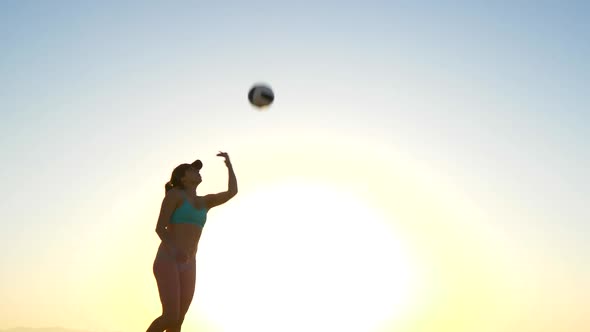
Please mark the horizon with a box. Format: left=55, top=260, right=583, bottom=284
left=0, top=327, right=112, bottom=332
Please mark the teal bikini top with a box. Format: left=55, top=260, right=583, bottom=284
left=170, top=195, right=208, bottom=227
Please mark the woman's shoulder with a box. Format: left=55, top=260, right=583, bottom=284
left=196, top=195, right=209, bottom=209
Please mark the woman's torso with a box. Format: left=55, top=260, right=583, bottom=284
left=167, top=193, right=208, bottom=257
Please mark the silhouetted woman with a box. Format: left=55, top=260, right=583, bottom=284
left=147, top=151, right=238, bottom=332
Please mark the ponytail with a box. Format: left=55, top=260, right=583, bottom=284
left=165, top=181, right=174, bottom=193
left=165, top=163, right=191, bottom=193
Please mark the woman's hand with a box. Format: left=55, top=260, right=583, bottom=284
left=217, top=151, right=232, bottom=167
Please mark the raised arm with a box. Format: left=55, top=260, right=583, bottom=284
left=204, top=151, right=238, bottom=209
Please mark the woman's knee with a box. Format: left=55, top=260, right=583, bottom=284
left=174, top=315, right=184, bottom=328
left=163, top=314, right=185, bottom=331
left=159, top=312, right=182, bottom=327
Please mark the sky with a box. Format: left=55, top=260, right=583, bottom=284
left=0, top=1, right=589, bottom=331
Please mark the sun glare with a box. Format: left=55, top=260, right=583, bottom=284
left=194, top=180, right=419, bottom=332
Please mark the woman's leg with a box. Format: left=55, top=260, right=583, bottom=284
left=146, top=247, right=182, bottom=332
left=166, top=258, right=197, bottom=332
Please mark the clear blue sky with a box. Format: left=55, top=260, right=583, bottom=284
left=1, top=1, right=588, bottom=331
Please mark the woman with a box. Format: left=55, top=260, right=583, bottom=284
left=146, top=151, right=238, bottom=332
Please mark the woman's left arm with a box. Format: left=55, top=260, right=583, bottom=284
left=204, top=151, right=238, bottom=209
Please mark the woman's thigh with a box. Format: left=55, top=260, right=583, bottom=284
left=178, top=258, right=197, bottom=314
left=153, top=247, right=181, bottom=317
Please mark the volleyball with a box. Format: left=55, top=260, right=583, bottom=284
left=248, top=84, right=274, bottom=108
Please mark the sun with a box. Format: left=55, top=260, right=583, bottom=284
left=193, top=180, right=419, bottom=332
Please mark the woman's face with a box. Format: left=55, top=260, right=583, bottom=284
left=182, top=167, right=202, bottom=186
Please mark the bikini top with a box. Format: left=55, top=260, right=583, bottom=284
left=170, top=194, right=208, bottom=227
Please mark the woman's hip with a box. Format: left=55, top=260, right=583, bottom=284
left=154, top=242, right=195, bottom=272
